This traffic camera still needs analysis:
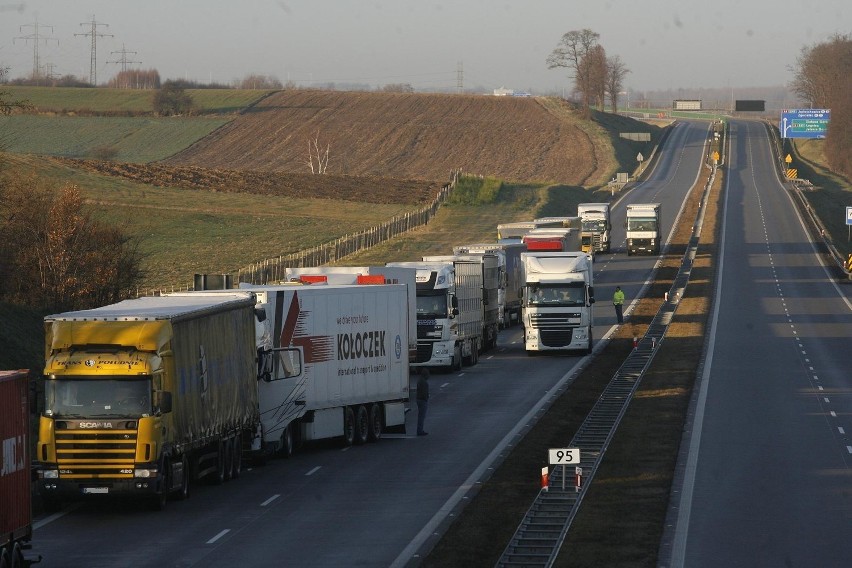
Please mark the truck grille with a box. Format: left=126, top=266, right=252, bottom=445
left=530, top=313, right=580, bottom=348
left=56, top=429, right=138, bottom=478
left=415, top=342, right=434, bottom=363
left=540, top=330, right=575, bottom=347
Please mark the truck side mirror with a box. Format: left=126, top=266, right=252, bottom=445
left=155, top=391, right=173, bottom=414
left=255, top=307, right=267, bottom=323
left=451, top=308, right=459, bottom=316
left=451, top=296, right=458, bottom=309
left=588, top=286, right=595, bottom=305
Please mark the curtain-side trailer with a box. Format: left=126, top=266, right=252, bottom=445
left=36, top=294, right=259, bottom=511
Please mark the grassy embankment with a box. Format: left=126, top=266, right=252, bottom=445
left=789, top=138, right=852, bottom=259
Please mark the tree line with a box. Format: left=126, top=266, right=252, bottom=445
left=790, top=33, right=852, bottom=179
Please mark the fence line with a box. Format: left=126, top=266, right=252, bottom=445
left=137, top=169, right=460, bottom=296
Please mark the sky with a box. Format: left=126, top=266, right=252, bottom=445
left=0, top=0, right=848, bottom=95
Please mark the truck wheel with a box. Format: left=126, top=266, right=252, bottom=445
left=368, top=404, right=383, bottom=442
left=341, top=407, right=356, bottom=447
left=213, top=442, right=227, bottom=485
left=150, top=459, right=168, bottom=510
left=586, top=328, right=594, bottom=355
left=231, top=434, right=242, bottom=480
left=176, top=455, right=190, bottom=501
left=452, top=346, right=462, bottom=372
left=354, top=405, right=369, bottom=445
left=10, top=543, right=23, bottom=568
left=279, top=423, right=295, bottom=458
left=0, top=548, right=8, bottom=568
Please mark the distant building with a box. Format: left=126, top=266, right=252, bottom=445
left=493, top=86, right=514, bottom=96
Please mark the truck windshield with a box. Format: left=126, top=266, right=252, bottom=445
left=416, top=294, right=448, bottom=318
left=527, top=284, right=585, bottom=306
left=582, top=219, right=606, bottom=232
left=627, top=217, right=658, bottom=231
left=45, top=377, right=152, bottom=418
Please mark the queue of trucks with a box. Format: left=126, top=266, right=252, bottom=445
left=18, top=198, right=663, bottom=519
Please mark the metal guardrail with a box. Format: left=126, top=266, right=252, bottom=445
left=496, top=162, right=718, bottom=568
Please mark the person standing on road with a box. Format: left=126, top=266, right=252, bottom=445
left=416, top=368, right=430, bottom=436
left=613, top=286, right=625, bottom=324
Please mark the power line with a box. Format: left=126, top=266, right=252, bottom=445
left=14, top=18, right=57, bottom=79
left=108, top=44, right=141, bottom=88
left=75, top=15, right=112, bottom=86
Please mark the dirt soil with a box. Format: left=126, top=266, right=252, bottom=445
left=163, top=91, right=602, bottom=185
left=52, top=157, right=442, bottom=205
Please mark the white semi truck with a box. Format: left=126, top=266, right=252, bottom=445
left=521, top=252, right=595, bottom=355
left=453, top=242, right=526, bottom=328
left=386, top=258, right=487, bottom=370
left=170, top=283, right=410, bottom=458
left=577, top=203, right=612, bottom=254
left=625, top=203, right=662, bottom=256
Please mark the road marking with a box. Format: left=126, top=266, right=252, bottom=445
left=818, top=385, right=824, bottom=391
left=260, top=494, right=280, bottom=506
left=306, top=466, right=321, bottom=476
left=825, top=397, right=831, bottom=403
left=33, top=503, right=82, bottom=530
left=441, top=382, right=450, bottom=388
left=486, top=355, right=494, bottom=359
left=847, top=446, right=852, bottom=454
left=207, top=529, right=230, bottom=544
left=839, top=427, right=846, bottom=435
left=813, top=374, right=818, bottom=380
left=831, top=411, right=837, bottom=418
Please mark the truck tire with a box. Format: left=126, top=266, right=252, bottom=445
left=213, top=441, right=227, bottom=485
left=230, top=434, right=242, bottom=480
left=176, top=455, right=190, bottom=501
left=354, top=405, right=369, bottom=445
left=279, top=423, right=294, bottom=458
left=341, top=407, right=356, bottom=447
left=10, top=543, right=22, bottom=568
left=452, top=346, right=462, bottom=372
left=586, top=327, right=594, bottom=355
left=0, top=548, right=8, bottom=568
left=150, top=458, right=169, bottom=510
left=368, top=404, right=383, bottom=442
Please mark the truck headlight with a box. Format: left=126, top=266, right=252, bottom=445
left=40, top=469, right=59, bottom=479
left=134, top=468, right=158, bottom=478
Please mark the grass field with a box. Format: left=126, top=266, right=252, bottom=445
left=2, top=86, right=271, bottom=114
left=4, top=155, right=418, bottom=289
left=0, top=115, right=231, bottom=162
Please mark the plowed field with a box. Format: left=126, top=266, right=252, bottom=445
left=163, top=90, right=600, bottom=185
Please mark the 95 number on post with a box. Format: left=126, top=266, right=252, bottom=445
left=548, top=448, right=580, bottom=465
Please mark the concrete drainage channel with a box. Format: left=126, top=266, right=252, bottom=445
left=496, top=166, right=717, bottom=567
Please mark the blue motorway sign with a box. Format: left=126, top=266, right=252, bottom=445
left=780, top=109, right=830, bottom=139
left=847, top=206, right=852, bottom=226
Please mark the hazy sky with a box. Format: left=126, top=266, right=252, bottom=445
left=0, top=0, right=848, bottom=94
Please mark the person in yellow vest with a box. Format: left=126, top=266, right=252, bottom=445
left=613, top=286, right=625, bottom=324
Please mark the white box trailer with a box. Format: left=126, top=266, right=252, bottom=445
left=238, top=283, right=410, bottom=454
left=452, top=242, right=527, bottom=328
left=282, top=266, right=417, bottom=362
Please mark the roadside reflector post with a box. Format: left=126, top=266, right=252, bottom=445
left=633, top=336, right=638, bottom=349
left=664, top=291, right=668, bottom=302
left=575, top=466, right=583, bottom=492
left=541, top=467, right=549, bottom=491
left=652, top=337, right=656, bottom=349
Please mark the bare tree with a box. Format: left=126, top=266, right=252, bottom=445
left=0, top=169, right=144, bottom=310
left=546, top=28, right=600, bottom=117
left=584, top=44, right=608, bottom=110
left=306, top=133, right=330, bottom=174
left=605, top=55, right=630, bottom=113
left=0, top=66, right=32, bottom=115
left=789, top=33, right=852, bottom=177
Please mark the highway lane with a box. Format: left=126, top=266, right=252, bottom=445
left=668, top=120, right=852, bottom=567
left=31, top=120, right=712, bottom=567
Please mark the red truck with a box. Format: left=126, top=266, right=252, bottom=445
left=1, top=370, right=40, bottom=567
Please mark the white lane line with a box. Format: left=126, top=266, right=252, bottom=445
left=260, top=494, right=280, bottom=507
left=207, top=529, right=230, bottom=544
left=33, top=503, right=83, bottom=530
left=831, top=411, right=837, bottom=418
left=486, top=355, right=494, bottom=359
left=306, top=466, right=321, bottom=476
left=839, top=427, right=846, bottom=435
left=813, top=374, right=818, bottom=380
left=847, top=446, right=852, bottom=454
left=441, top=382, right=450, bottom=388
left=818, top=386, right=824, bottom=391
left=825, top=397, right=831, bottom=403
